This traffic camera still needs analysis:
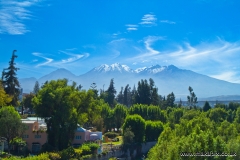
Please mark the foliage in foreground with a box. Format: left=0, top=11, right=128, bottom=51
left=146, top=108, right=240, bottom=160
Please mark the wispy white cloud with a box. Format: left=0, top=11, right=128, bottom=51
left=160, top=20, right=176, bottom=24
left=211, top=71, right=240, bottom=83
left=125, top=24, right=138, bottom=31
left=139, top=13, right=157, bottom=27
left=112, top=32, right=121, bottom=37
left=32, top=52, right=53, bottom=67
left=108, top=38, right=127, bottom=45
left=129, top=38, right=240, bottom=83
left=130, top=36, right=164, bottom=60
left=32, top=50, right=89, bottom=68
left=0, top=0, right=42, bottom=35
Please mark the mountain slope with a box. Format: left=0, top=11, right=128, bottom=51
left=19, top=64, right=240, bottom=100
left=19, top=77, right=37, bottom=93
left=38, top=68, right=78, bottom=84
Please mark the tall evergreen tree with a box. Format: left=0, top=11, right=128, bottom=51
left=166, top=92, right=175, bottom=107
left=123, top=84, right=131, bottom=107
left=2, top=50, right=20, bottom=107
left=90, top=82, right=98, bottom=98
left=187, top=86, right=198, bottom=109
left=135, top=78, right=159, bottom=105
left=136, top=79, right=151, bottom=105
left=131, top=85, right=137, bottom=105
left=106, top=78, right=116, bottom=108
left=116, top=87, right=124, bottom=104
left=203, top=101, right=211, bottom=112
left=33, top=81, right=40, bottom=95
left=149, top=78, right=160, bottom=105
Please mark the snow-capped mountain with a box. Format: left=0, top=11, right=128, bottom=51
left=91, top=63, right=134, bottom=73
left=19, top=63, right=240, bottom=99
left=135, top=67, right=147, bottom=73
left=136, top=65, right=178, bottom=74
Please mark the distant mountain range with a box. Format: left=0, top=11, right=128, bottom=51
left=19, top=63, right=240, bottom=100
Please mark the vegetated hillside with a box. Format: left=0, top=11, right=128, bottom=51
left=19, top=63, right=240, bottom=99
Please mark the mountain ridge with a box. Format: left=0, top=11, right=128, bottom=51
left=19, top=63, right=240, bottom=100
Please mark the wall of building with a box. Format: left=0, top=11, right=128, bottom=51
left=22, top=121, right=47, bottom=152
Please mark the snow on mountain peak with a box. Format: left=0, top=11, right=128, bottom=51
left=93, top=63, right=133, bottom=73
left=93, top=64, right=110, bottom=72
left=135, top=65, right=167, bottom=74
left=135, top=67, right=147, bottom=73
left=93, top=64, right=177, bottom=74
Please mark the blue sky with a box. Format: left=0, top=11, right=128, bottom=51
left=0, top=0, right=240, bottom=83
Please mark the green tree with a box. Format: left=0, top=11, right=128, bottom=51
left=228, top=102, right=240, bottom=111
left=136, top=79, right=151, bottom=105
left=208, top=108, right=228, bottom=123
left=123, top=84, right=132, bottom=107
left=113, top=104, right=127, bottom=131
left=203, top=101, right=211, bottom=112
left=166, top=92, right=175, bottom=107
left=116, top=87, right=124, bottom=104
left=122, top=127, right=135, bottom=155
left=145, top=121, right=164, bottom=142
left=0, top=106, right=26, bottom=153
left=0, top=81, right=12, bottom=107
left=131, top=85, right=137, bottom=105
left=22, top=93, right=35, bottom=114
left=32, top=79, right=79, bottom=151
left=90, top=82, right=98, bottom=99
left=149, top=78, right=160, bottom=105
left=33, top=81, right=40, bottom=95
left=169, top=108, right=184, bottom=124
left=100, top=103, right=114, bottom=132
left=74, top=90, right=102, bottom=127
left=106, top=79, right=117, bottom=108
left=187, top=86, right=198, bottom=108
left=129, top=104, right=148, bottom=120
left=122, top=114, right=146, bottom=143
left=2, top=50, right=20, bottom=107
left=234, top=107, right=240, bottom=123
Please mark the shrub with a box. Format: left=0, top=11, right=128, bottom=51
left=80, top=154, right=92, bottom=159
left=104, top=132, right=119, bottom=139
left=81, top=143, right=99, bottom=154
left=48, top=152, right=61, bottom=160
left=59, top=146, right=75, bottom=160
left=74, top=148, right=82, bottom=159
left=24, top=153, right=50, bottom=160
left=80, top=145, right=91, bottom=155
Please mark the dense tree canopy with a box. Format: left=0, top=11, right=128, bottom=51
left=146, top=105, right=240, bottom=160
left=32, top=79, right=79, bottom=151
